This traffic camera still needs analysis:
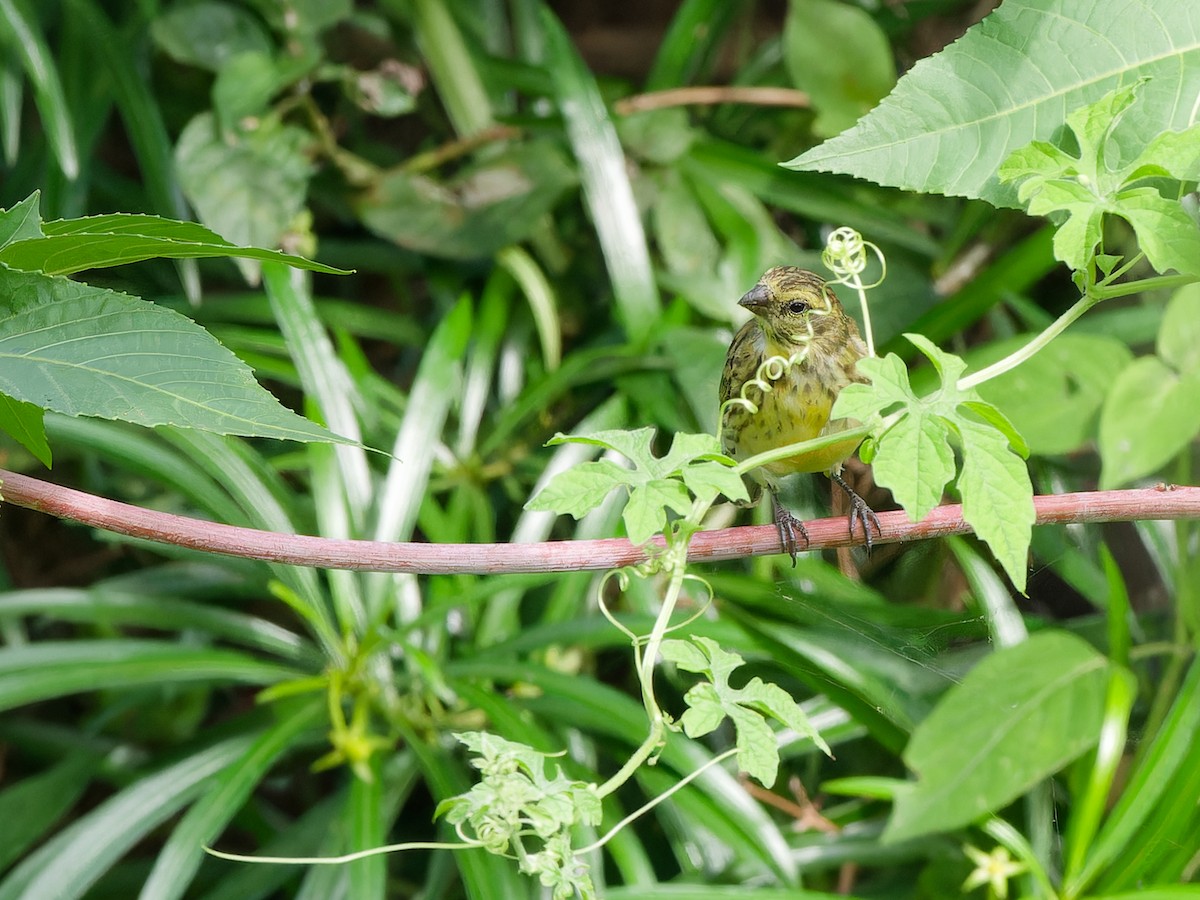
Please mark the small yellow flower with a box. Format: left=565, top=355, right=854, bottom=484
left=962, top=844, right=1027, bottom=899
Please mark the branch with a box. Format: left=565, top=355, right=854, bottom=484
left=2, top=468, right=1196, bottom=575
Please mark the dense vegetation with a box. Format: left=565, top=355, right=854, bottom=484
left=1, top=0, right=1198, bottom=897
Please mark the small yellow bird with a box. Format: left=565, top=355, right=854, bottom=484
left=719, top=266, right=880, bottom=562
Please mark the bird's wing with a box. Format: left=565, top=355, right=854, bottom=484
left=719, top=320, right=762, bottom=405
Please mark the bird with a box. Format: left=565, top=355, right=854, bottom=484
left=718, top=266, right=880, bottom=563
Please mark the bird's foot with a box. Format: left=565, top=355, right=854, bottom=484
left=772, top=498, right=809, bottom=567
left=831, top=472, right=882, bottom=552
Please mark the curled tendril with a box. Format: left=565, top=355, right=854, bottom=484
left=822, top=226, right=886, bottom=289
left=597, top=568, right=639, bottom=643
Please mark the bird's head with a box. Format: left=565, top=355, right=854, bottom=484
left=738, top=267, right=850, bottom=347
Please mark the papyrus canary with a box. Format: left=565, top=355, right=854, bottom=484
left=719, top=266, right=880, bottom=561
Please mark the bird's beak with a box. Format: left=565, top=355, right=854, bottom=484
left=738, top=283, right=771, bottom=313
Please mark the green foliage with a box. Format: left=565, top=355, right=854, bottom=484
left=785, top=0, right=1200, bottom=207
left=526, top=428, right=747, bottom=544
left=886, top=631, right=1126, bottom=843
left=998, top=82, right=1200, bottom=277
left=834, top=335, right=1034, bottom=590
left=0, top=0, right=1198, bottom=897
left=662, top=636, right=829, bottom=786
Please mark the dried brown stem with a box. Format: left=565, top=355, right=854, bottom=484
left=2, top=469, right=1196, bottom=576
left=614, top=86, right=811, bottom=116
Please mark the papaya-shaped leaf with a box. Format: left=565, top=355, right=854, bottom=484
left=0, top=267, right=347, bottom=443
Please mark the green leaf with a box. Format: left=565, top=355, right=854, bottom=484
left=175, top=112, right=313, bottom=283
left=955, top=418, right=1035, bottom=592
left=1113, top=187, right=1200, bottom=276
left=357, top=140, right=576, bottom=260
left=547, top=427, right=657, bottom=471
left=680, top=461, right=750, bottom=505
left=1099, top=357, right=1200, bottom=488
left=150, top=0, right=272, bottom=71
left=871, top=411, right=954, bottom=522
left=1158, top=283, right=1200, bottom=374
left=0, top=212, right=349, bottom=276
left=886, top=632, right=1118, bottom=843
left=831, top=352, right=913, bottom=420
left=0, top=268, right=348, bottom=443
left=0, top=752, right=96, bottom=873
left=623, top=478, right=691, bottom=544
left=0, top=391, right=49, bottom=466
left=664, top=637, right=828, bottom=786
left=785, top=0, right=1200, bottom=207
left=0, top=192, right=43, bottom=248
left=524, top=459, right=631, bottom=519
left=970, top=334, right=1133, bottom=456
left=782, top=0, right=895, bottom=137
left=906, top=332, right=968, bottom=388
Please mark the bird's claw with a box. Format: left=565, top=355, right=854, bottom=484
left=831, top=472, right=882, bottom=553
left=772, top=500, right=809, bottom=567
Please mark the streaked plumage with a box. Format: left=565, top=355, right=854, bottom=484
left=719, top=267, right=878, bottom=560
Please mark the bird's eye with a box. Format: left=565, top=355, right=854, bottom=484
left=787, top=300, right=809, bottom=314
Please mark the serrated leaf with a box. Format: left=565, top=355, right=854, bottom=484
left=0, top=213, right=348, bottom=276
left=623, top=478, right=691, bottom=544
left=785, top=0, right=1200, bottom=207
left=1098, top=357, right=1200, bottom=489
left=1119, top=121, right=1200, bottom=183
left=0, top=392, right=50, bottom=466
left=679, top=683, right=725, bottom=737
left=956, top=418, right=1035, bottom=592
left=886, top=632, right=1116, bottom=843
left=547, top=427, right=657, bottom=472
left=961, top=400, right=1029, bottom=459
left=0, top=268, right=345, bottom=443
left=1113, top=187, right=1200, bottom=276
left=660, top=638, right=710, bottom=672
left=740, top=677, right=830, bottom=757
left=872, top=412, right=954, bottom=522
left=831, top=353, right=913, bottom=420
left=726, top=702, right=780, bottom=786
left=905, top=333, right=967, bottom=390
left=524, top=460, right=631, bottom=518
left=656, top=431, right=723, bottom=476
left=0, top=193, right=44, bottom=248
left=680, top=461, right=750, bottom=504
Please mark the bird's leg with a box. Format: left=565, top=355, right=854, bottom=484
left=830, top=471, right=882, bottom=551
left=770, top=493, right=809, bottom=567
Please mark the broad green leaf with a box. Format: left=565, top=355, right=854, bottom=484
left=871, top=411, right=954, bottom=522
left=971, top=334, right=1133, bottom=456
left=0, top=391, right=49, bottom=466
left=357, top=140, right=575, bottom=260
left=175, top=111, right=313, bottom=283
left=1158, top=283, right=1200, bottom=373
left=782, top=0, right=895, bottom=137
left=786, top=0, right=1200, bottom=207
left=831, top=352, right=913, bottom=420
left=524, top=459, right=630, bottom=519
left=0, top=213, right=349, bottom=276
left=906, top=332, right=967, bottom=388
left=886, top=632, right=1118, bottom=843
left=0, top=268, right=348, bottom=443
left=656, top=431, right=724, bottom=475
left=1099, top=357, right=1200, bottom=488
left=150, top=0, right=272, bottom=71
left=547, top=427, right=656, bottom=471
left=955, top=418, right=1035, bottom=592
